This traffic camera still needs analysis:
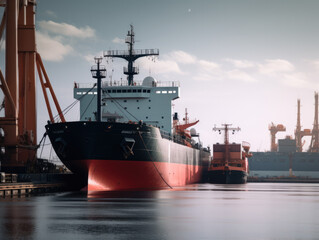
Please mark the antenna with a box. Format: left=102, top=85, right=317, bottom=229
left=104, top=25, right=159, bottom=86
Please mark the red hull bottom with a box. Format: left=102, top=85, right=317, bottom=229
left=79, top=159, right=204, bottom=191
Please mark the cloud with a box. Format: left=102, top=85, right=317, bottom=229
left=193, top=73, right=218, bottom=82
left=36, top=32, right=73, bottom=61
left=138, top=57, right=183, bottom=75
left=83, top=51, right=104, bottom=64
left=198, top=60, right=220, bottom=72
left=258, top=59, right=294, bottom=75
left=193, top=60, right=223, bottom=81
left=225, top=59, right=255, bottom=68
left=168, top=51, right=196, bottom=64
left=227, top=69, right=255, bottom=82
left=282, top=72, right=309, bottom=88
left=38, top=20, right=95, bottom=38
left=311, top=60, right=319, bottom=70
left=45, top=10, right=57, bottom=18
left=112, top=37, right=125, bottom=44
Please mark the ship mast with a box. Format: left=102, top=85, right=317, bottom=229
left=104, top=25, right=159, bottom=86
left=91, top=57, right=106, bottom=122
left=213, top=124, right=241, bottom=145
left=213, top=124, right=240, bottom=164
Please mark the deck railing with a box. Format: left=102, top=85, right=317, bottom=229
left=74, top=80, right=180, bottom=89
left=104, top=49, right=159, bottom=57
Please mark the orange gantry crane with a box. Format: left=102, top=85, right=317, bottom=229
left=295, top=99, right=312, bottom=152
left=269, top=123, right=286, bottom=152
left=0, top=0, right=65, bottom=172
left=309, top=92, right=319, bottom=152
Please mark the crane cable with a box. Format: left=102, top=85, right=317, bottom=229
left=52, top=84, right=97, bottom=122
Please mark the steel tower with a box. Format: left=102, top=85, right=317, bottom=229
left=309, top=92, right=319, bottom=152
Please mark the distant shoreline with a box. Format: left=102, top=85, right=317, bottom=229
left=248, top=177, right=319, bottom=183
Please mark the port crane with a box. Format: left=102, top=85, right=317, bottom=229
left=0, top=0, right=64, bottom=172
left=269, top=123, right=286, bottom=152
left=309, top=92, right=319, bottom=152
left=295, top=99, right=312, bottom=152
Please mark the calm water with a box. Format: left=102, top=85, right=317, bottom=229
left=1, top=183, right=319, bottom=240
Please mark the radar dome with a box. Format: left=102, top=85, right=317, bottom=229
left=190, top=128, right=197, bottom=136
left=142, top=76, right=157, bottom=87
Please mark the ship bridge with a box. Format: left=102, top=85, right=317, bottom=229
left=74, top=77, right=180, bottom=134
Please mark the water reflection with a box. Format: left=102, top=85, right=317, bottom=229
left=1, top=183, right=319, bottom=240
left=2, top=202, right=35, bottom=239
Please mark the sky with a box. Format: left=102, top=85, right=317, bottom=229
left=2, top=0, right=319, bottom=161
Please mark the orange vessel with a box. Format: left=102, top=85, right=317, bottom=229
left=208, top=124, right=252, bottom=184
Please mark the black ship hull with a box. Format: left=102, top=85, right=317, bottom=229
left=45, top=121, right=210, bottom=190
left=208, top=170, right=248, bottom=184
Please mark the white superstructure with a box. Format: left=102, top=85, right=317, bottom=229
left=74, top=77, right=180, bottom=134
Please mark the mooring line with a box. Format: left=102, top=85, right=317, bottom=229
left=138, top=131, right=173, bottom=189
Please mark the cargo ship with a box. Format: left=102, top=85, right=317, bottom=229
left=45, top=26, right=210, bottom=191
left=249, top=94, right=319, bottom=180
left=249, top=138, right=319, bottom=179
left=208, top=124, right=252, bottom=184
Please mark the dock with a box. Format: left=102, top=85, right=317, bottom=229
left=0, top=182, right=66, bottom=197
left=0, top=173, right=86, bottom=198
